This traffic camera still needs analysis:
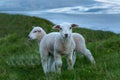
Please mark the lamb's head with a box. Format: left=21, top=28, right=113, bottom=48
left=53, top=23, right=78, bottom=39
left=28, top=26, right=46, bottom=40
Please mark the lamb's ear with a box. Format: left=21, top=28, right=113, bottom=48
left=52, top=25, right=61, bottom=30
left=71, top=24, right=79, bottom=28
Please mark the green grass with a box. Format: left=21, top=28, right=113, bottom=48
left=0, top=13, right=120, bottom=80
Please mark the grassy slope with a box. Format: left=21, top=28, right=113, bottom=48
left=0, top=13, right=120, bottom=80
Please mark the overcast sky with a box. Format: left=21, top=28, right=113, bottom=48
left=0, top=0, right=120, bottom=14
left=0, top=0, right=120, bottom=33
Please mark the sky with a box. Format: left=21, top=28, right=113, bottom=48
left=0, top=0, right=120, bottom=14
left=0, top=0, right=120, bottom=33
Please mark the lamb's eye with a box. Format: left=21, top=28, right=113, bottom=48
left=70, top=27, right=72, bottom=29
left=33, top=31, right=37, bottom=33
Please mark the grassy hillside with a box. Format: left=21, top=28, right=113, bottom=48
left=0, top=13, right=120, bottom=80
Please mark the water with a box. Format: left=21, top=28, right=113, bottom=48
left=0, top=0, right=120, bottom=33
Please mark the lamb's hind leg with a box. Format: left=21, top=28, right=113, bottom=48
left=80, top=47, right=95, bottom=64
left=76, top=39, right=95, bottom=64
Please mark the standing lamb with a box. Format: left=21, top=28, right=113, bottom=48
left=40, top=23, right=77, bottom=74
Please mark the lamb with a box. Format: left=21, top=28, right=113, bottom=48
left=28, top=25, right=95, bottom=74
left=40, top=23, right=77, bottom=74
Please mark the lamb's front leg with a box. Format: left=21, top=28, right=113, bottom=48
left=40, top=49, right=49, bottom=74
left=48, top=56, right=56, bottom=72
left=54, top=53, right=62, bottom=73
left=41, top=56, right=48, bottom=74
left=67, top=52, right=74, bottom=70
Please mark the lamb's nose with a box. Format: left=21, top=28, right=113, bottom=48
left=65, top=34, right=68, bottom=38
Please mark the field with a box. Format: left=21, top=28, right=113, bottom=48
left=0, top=13, right=120, bottom=80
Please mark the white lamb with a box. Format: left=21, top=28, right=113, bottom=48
left=40, top=23, right=77, bottom=74
left=28, top=25, right=95, bottom=74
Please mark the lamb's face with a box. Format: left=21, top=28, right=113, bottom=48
left=53, top=23, right=78, bottom=39
left=28, top=27, right=43, bottom=40
left=59, top=23, right=72, bottom=38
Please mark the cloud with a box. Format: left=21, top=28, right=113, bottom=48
left=94, top=0, right=108, bottom=3
left=42, top=4, right=114, bottom=14
left=94, top=0, right=120, bottom=5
